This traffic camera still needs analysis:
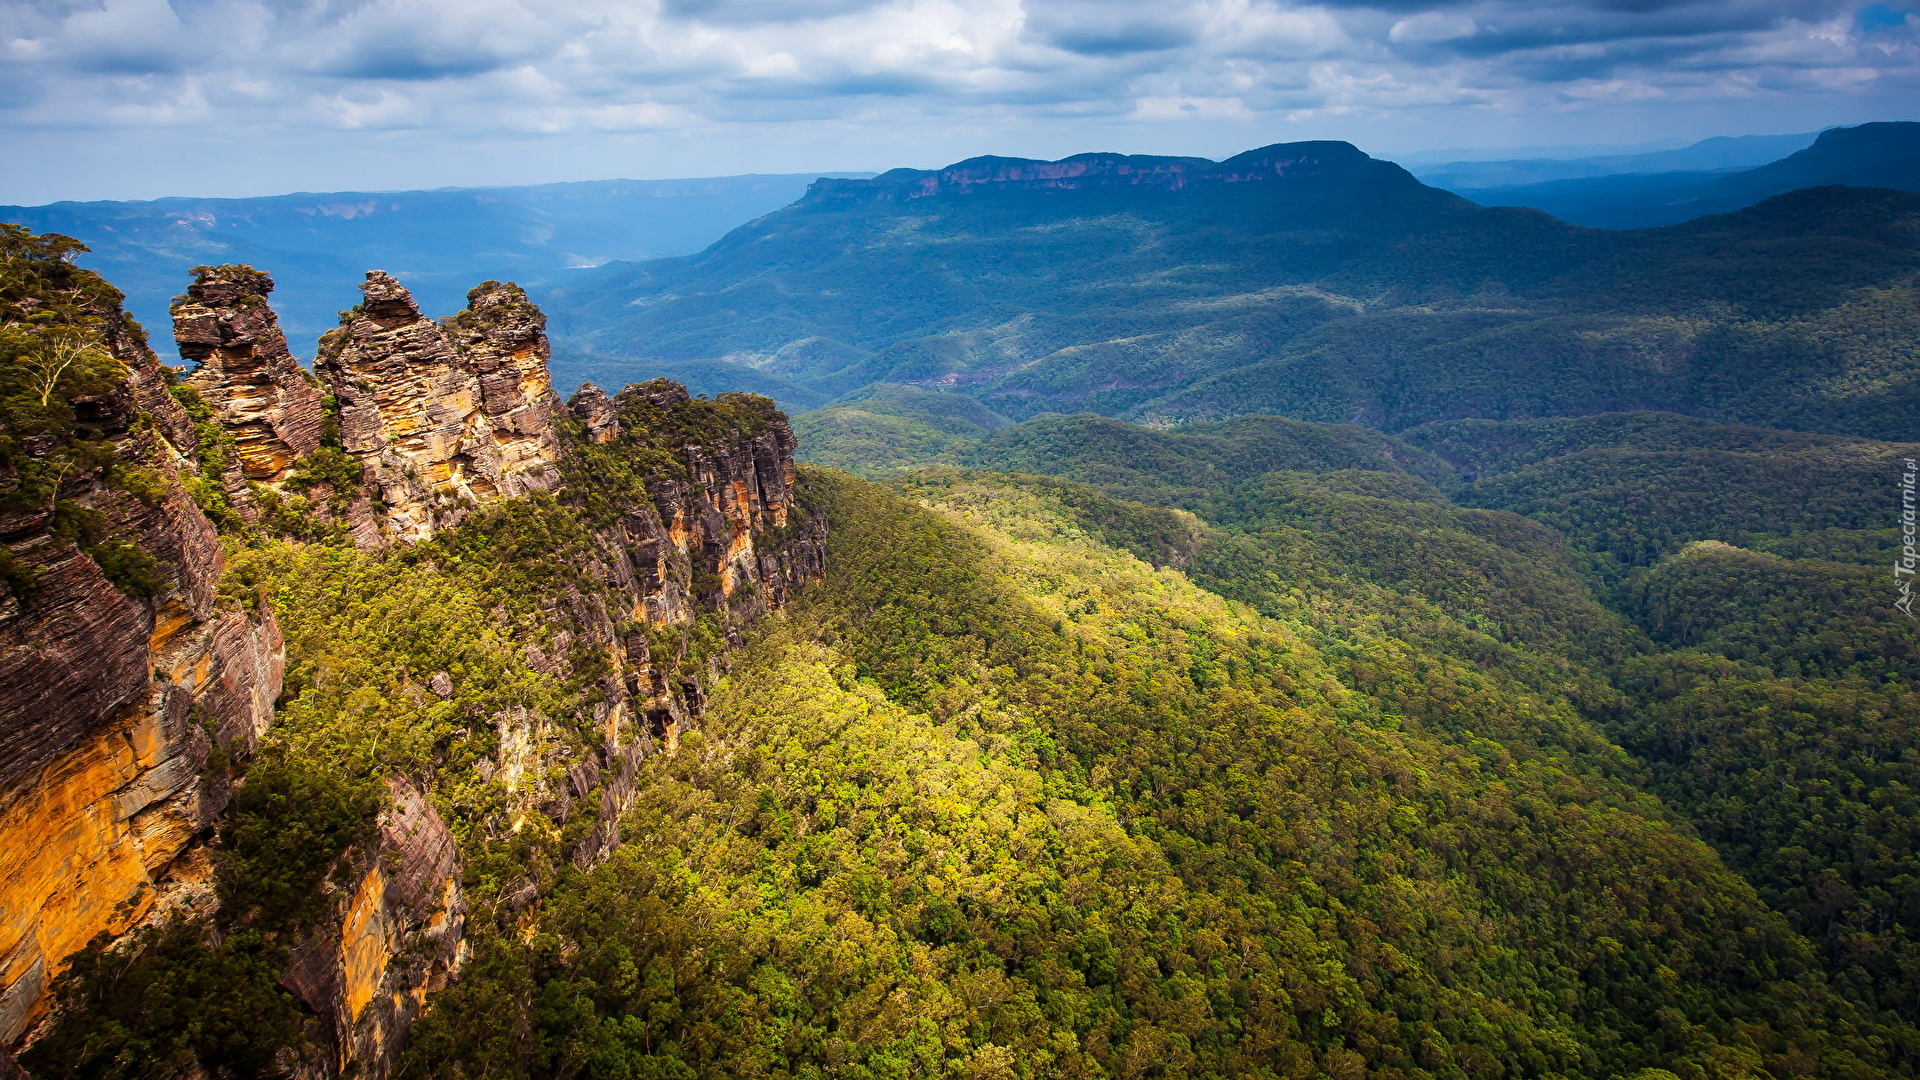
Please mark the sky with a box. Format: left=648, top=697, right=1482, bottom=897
left=3, top=0, right=1919, bottom=204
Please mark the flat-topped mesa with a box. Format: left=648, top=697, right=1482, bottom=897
left=175, top=265, right=326, bottom=482
left=805, top=141, right=1413, bottom=202
left=317, top=272, right=563, bottom=543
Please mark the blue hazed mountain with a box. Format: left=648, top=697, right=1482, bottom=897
left=1460, top=121, right=1920, bottom=228
left=1408, top=130, right=1819, bottom=190
left=542, top=132, right=1920, bottom=440
left=0, top=173, right=868, bottom=365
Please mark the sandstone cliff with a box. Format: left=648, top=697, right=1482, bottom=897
left=3, top=245, right=824, bottom=1079
left=281, top=778, right=465, bottom=1077
left=0, top=261, right=284, bottom=1050
left=267, top=372, right=822, bottom=1079
left=556, top=377, right=820, bottom=787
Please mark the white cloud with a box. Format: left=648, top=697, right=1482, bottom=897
left=1389, top=11, right=1476, bottom=44
left=1132, top=94, right=1254, bottom=118
left=0, top=0, right=1915, bottom=200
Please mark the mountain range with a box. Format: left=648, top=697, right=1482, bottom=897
left=0, top=174, right=867, bottom=362
left=1408, top=130, right=1820, bottom=190
left=6, top=110, right=1920, bottom=1078
left=3, top=123, right=1908, bottom=402
left=543, top=125, right=1920, bottom=442
left=1458, top=121, right=1920, bottom=228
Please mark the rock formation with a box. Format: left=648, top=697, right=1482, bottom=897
left=282, top=779, right=464, bottom=1076
left=316, top=272, right=562, bottom=543
left=570, top=381, right=618, bottom=443
left=175, top=265, right=326, bottom=482
left=0, top=289, right=284, bottom=1049
left=2, top=253, right=825, bottom=1078
left=560, top=379, right=821, bottom=770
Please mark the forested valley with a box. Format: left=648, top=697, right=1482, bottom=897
left=5, top=138, right=1920, bottom=1080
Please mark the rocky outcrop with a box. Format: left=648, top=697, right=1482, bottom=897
left=176, top=265, right=326, bottom=482
left=3, top=258, right=823, bottom=1077
left=571, top=382, right=618, bottom=443
left=282, top=779, right=464, bottom=1076
left=0, top=294, right=284, bottom=1048
left=316, top=273, right=562, bottom=543
left=506, top=379, right=823, bottom=868
left=601, top=379, right=813, bottom=610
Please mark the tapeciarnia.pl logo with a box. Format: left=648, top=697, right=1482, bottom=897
left=1899, top=457, right=1918, bottom=619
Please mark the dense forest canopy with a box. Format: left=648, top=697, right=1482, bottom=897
left=781, top=381, right=1920, bottom=1077
left=384, top=468, right=1914, bottom=1079
left=7, top=122, right=1920, bottom=1080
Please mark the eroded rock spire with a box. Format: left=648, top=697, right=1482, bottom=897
left=316, top=271, right=562, bottom=542
left=172, top=267, right=567, bottom=545
left=175, top=265, right=326, bottom=482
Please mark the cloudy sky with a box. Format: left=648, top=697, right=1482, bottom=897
left=3, top=0, right=1917, bottom=203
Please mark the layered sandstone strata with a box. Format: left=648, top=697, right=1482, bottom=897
left=3, top=263, right=825, bottom=1077
left=176, top=265, right=326, bottom=482
left=486, top=380, right=824, bottom=872
left=316, top=272, right=562, bottom=543
left=282, top=779, right=465, bottom=1076
left=0, top=296, right=284, bottom=1048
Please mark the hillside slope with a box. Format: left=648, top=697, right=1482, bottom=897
left=794, top=399, right=1920, bottom=1042
left=398, top=470, right=1913, bottom=1079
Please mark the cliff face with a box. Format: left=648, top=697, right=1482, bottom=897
left=0, top=285, right=284, bottom=1050
left=282, top=778, right=464, bottom=1078
left=282, top=373, right=823, bottom=1079
left=316, top=272, right=562, bottom=543
left=2, top=251, right=823, bottom=1080
left=559, top=380, right=821, bottom=774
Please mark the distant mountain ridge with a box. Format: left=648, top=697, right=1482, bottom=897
left=0, top=173, right=871, bottom=362
left=810, top=141, right=1413, bottom=200
left=1411, top=131, right=1819, bottom=189
left=544, top=132, right=1920, bottom=441
left=1464, top=121, right=1920, bottom=228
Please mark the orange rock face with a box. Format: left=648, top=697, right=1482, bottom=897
left=280, top=778, right=464, bottom=1077
left=0, top=297, right=284, bottom=1048
left=2, top=263, right=822, bottom=1075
